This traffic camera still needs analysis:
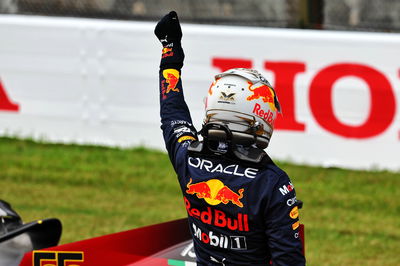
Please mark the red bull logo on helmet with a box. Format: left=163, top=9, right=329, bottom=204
left=246, top=81, right=277, bottom=112
left=253, top=103, right=274, bottom=125
left=186, top=178, right=244, bottom=208
left=208, top=77, right=221, bottom=96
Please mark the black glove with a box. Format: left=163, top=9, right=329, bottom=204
left=154, top=11, right=185, bottom=70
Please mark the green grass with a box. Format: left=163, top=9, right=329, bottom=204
left=1, top=137, right=399, bottom=265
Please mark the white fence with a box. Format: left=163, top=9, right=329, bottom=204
left=1, top=15, right=399, bottom=171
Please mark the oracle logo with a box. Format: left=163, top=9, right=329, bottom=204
left=212, top=58, right=397, bottom=139
left=0, top=79, right=19, bottom=112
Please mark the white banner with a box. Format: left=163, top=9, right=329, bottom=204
left=0, top=15, right=399, bottom=171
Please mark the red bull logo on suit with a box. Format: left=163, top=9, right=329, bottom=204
left=163, top=69, right=180, bottom=94
left=186, top=178, right=244, bottom=208
left=184, top=197, right=249, bottom=232
left=161, top=47, right=173, bottom=58
left=161, top=69, right=180, bottom=99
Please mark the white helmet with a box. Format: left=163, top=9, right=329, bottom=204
left=204, top=68, right=281, bottom=149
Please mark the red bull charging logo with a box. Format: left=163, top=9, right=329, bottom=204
left=186, top=178, right=244, bottom=208
left=162, top=69, right=180, bottom=94
left=246, top=81, right=277, bottom=112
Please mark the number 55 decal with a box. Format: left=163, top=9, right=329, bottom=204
left=33, top=251, right=84, bottom=266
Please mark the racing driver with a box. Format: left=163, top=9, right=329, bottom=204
left=155, top=11, right=306, bottom=265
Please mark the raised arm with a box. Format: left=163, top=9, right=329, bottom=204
left=155, top=11, right=197, bottom=170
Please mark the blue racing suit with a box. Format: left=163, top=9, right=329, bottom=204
left=159, top=68, right=306, bottom=266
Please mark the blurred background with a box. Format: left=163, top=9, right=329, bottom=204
left=1, top=0, right=400, bottom=32
left=1, top=1, right=400, bottom=266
